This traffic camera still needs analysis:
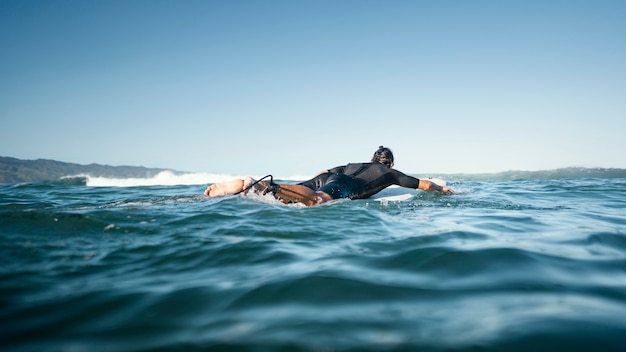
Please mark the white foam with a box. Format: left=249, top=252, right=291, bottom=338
left=80, top=172, right=447, bottom=189
left=85, top=171, right=231, bottom=187
left=82, top=171, right=305, bottom=187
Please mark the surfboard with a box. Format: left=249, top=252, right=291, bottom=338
left=371, top=186, right=418, bottom=201
left=371, top=178, right=447, bottom=202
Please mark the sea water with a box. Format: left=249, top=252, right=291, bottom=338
left=1, top=171, right=626, bottom=351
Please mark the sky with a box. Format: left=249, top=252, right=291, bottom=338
left=1, top=0, right=625, bottom=177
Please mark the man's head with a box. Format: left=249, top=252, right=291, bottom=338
left=371, top=145, right=394, bottom=167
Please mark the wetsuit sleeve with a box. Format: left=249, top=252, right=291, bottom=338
left=351, top=165, right=420, bottom=199
left=391, top=170, right=420, bottom=189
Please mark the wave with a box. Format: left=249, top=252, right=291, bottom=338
left=53, top=167, right=626, bottom=187
left=61, top=171, right=307, bottom=187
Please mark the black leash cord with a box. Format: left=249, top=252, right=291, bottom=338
left=233, top=174, right=275, bottom=195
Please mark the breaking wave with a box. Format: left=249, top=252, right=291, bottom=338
left=62, top=171, right=308, bottom=187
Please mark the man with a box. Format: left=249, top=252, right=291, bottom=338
left=204, top=146, right=454, bottom=206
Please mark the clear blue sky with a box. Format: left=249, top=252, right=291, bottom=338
left=2, top=0, right=625, bottom=177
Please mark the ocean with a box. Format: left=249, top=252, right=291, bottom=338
left=1, top=169, right=626, bottom=351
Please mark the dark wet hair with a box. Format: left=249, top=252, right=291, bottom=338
left=371, top=145, right=394, bottom=167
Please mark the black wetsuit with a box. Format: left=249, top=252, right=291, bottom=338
left=297, top=162, right=420, bottom=200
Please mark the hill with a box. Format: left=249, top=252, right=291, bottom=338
left=0, top=157, right=174, bottom=184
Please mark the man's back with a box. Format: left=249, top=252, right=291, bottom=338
left=330, top=162, right=420, bottom=199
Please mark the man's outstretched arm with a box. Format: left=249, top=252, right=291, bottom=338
left=418, top=179, right=454, bottom=193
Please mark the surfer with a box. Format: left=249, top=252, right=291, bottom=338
left=204, top=146, right=454, bottom=206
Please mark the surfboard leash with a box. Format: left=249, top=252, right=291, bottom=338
left=233, top=174, right=277, bottom=195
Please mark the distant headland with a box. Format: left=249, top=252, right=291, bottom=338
left=0, top=156, right=176, bottom=184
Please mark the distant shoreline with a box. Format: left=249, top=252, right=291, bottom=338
left=2, top=156, right=626, bottom=185
left=0, top=156, right=176, bottom=184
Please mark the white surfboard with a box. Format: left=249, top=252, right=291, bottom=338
left=371, top=179, right=447, bottom=202
left=371, top=186, right=418, bottom=201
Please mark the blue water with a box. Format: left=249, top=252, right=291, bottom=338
left=2, top=175, right=626, bottom=351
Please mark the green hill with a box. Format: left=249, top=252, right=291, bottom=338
left=0, top=157, right=173, bottom=184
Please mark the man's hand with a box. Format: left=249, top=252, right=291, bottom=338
left=441, top=185, right=454, bottom=194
